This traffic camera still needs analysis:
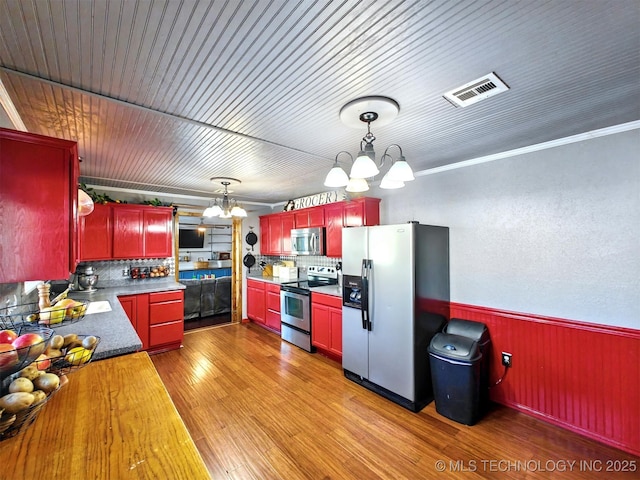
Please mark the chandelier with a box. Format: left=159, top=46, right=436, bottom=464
left=324, top=96, right=415, bottom=192
left=203, top=177, right=247, bottom=218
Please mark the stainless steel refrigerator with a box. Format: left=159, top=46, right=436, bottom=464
left=342, top=223, right=449, bottom=412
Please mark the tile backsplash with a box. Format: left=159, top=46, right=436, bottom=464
left=79, top=258, right=175, bottom=287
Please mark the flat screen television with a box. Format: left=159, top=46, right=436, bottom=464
left=178, top=228, right=205, bottom=249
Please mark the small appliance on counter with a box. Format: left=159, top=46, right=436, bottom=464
left=75, top=264, right=99, bottom=292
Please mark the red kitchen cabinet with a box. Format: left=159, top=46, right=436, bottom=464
left=143, top=207, right=173, bottom=258
left=0, top=128, right=79, bottom=283
left=112, top=205, right=144, bottom=258
left=294, top=206, right=325, bottom=228
left=148, top=290, right=184, bottom=352
left=311, top=292, right=343, bottom=359
left=118, top=293, right=150, bottom=350
left=119, top=290, right=183, bottom=353
left=79, top=203, right=173, bottom=260
left=78, top=203, right=112, bottom=261
left=259, top=216, right=270, bottom=254
left=325, top=197, right=381, bottom=257
left=324, top=202, right=345, bottom=258
left=260, top=211, right=295, bottom=255
left=247, top=279, right=266, bottom=324
left=265, top=283, right=281, bottom=332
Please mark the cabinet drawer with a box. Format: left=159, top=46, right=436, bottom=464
left=266, top=291, right=281, bottom=312
left=247, top=279, right=265, bottom=291
left=149, top=300, right=183, bottom=325
left=266, top=283, right=280, bottom=294
left=149, top=290, right=183, bottom=303
left=149, top=320, right=184, bottom=347
left=312, top=292, right=342, bottom=309
left=265, top=309, right=281, bottom=330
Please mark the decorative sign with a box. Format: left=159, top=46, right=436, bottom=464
left=292, top=190, right=347, bottom=210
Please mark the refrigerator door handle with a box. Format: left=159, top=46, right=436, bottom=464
left=365, top=259, right=372, bottom=331
left=361, top=259, right=368, bottom=329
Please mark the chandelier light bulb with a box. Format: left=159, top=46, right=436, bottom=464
left=386, top=157, right=415, bottom=182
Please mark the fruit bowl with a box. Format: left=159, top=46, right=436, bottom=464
left=0, top=326, right=54, bottom=378
left=0, top=300, right=88, bottom=329
left=33, top=334, right=101, bottom=375
left=0, top=374, right=66, bottom=441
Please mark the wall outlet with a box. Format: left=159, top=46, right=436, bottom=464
left=122, top=268, right=130, bottom=277
left=502, top=352, right=513, bottom=368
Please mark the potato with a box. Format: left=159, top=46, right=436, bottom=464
left=18, top=365, right=45, bottom=381
left=9, top=377, right=34, bottom=393
left=31, top=390, right=47, bottom=405
left=62, top=334, right=79, bottom=348
left=45, top=348, right=63, bottom=359
left=50, top=334, right=64, bottom=350
left=81, top=336, right=98, bottom=350
left=0, top=392, right=35, bottom=414
left=33, top=373, right=60, bottom=394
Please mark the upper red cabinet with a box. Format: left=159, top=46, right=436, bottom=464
left=0, top=128, right=79, bottom=282
left=78, top=203, right=112, bottom=261
left=78, top=203, right=173, bottom=261
left=259, top=197, right=380, bottom=258
left=143, top=208, right=173, bottom=258
left=113, top=205, right=145, bottom=258
left=294, top=206, right=325, bottom=228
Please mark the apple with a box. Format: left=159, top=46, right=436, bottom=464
left=12, top=333, right=46, bottom=357
left=0, top=344, right=19, bottom=370
left=0, top=329, right=18, bottom=344
left=35, top=354, right=51, bottom=371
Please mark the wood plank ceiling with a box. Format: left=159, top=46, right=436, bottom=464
left=1, top=0, right=638, bottom=205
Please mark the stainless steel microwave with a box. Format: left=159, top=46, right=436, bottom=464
left=291, top=227, right=325, bottom=256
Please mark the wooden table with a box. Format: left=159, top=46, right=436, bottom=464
left=0, top=352, right=210, bottom=479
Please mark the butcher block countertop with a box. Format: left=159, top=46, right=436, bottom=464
left=0, top=352, right=210, bottom=479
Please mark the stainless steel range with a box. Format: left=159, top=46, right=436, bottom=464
left=280, top=265, right=337, bottom=352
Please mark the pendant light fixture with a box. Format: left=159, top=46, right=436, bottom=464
left=325, top=96, right=415, bottom=191
left=203, top=177, right=247, bottom=218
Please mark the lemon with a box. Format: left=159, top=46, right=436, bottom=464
left=65, top=347, right=92, bottom=366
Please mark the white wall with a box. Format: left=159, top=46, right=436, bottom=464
left=376, top=129, right=640, bottom=329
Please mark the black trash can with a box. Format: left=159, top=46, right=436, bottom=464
left=444, top=319, right=491, bottom=411
left=429, top=333, right=483, bottom=425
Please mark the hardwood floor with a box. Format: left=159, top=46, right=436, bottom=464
left=151, top=323, right=639, bottom=479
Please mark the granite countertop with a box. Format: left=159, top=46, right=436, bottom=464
left=247, top=275, right=342, bottom=298
left=310, top=285, right=342, bottom=297
left=246, top=274, right=300, bottom=285
left=52, top=279, right=185, bottom=360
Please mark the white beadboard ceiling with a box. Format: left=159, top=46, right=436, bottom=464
left=0, top=0, right=638, bottom=205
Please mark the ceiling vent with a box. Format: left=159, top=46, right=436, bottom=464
left=444, top=72, right=509, bottom=107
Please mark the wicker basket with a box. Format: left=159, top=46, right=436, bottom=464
left=194, top=261, right=209, bottom=269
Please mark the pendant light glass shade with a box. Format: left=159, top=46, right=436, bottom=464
left=230, top=204, right=247, bottom=217
left=203, top=204, right=223, bottom=217
left=345, top=177, right=369, bottom=192
left=77, top=189, right=95, bottom=217
left=324, top=164, right=350, bottom=187
left=379, top=174, right=405, bottom=189
left=350, top=152, right=379, bottom=179
left=385, top=157, right=415, bottom=182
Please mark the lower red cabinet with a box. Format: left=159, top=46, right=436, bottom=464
left=119, top=290, right=184, bottom=353
left=265, top=283, right=281, bottom=332
left=311, top=292, right=343, bottom=359
left=247, top=279, right=266, bottom=325
left=248, top=279, right=281, bottom=333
